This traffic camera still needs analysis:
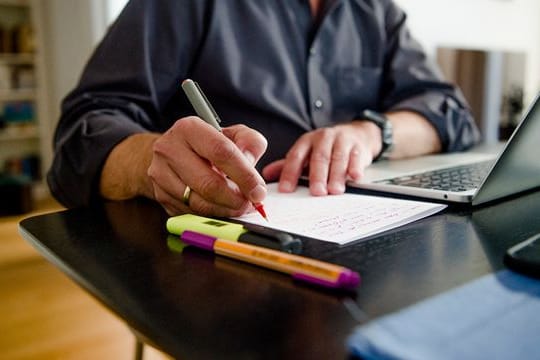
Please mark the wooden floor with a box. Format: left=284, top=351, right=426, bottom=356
left=0, top=197, right=166, bottom=359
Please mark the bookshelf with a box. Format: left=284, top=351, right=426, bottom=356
left=0, top=0, right=49, bottom=201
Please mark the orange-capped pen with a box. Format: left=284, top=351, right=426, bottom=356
left=181, top=230, right=360, bottom=290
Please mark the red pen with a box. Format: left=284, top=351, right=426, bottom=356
left=253, top=202, right=269, bottom=222
left=182, top=79, right=269, bottom=222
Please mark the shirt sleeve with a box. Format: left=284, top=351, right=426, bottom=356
left=47, top=0, right=209, bottom=207
left=379, top=1, right=481, bottom=152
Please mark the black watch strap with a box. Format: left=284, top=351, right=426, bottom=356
left=361, top=110, right=394, bottom=161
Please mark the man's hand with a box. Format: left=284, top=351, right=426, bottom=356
left=100, top=116, right=268, bottom=217
left=262, top=121, right=381, bottom=196
left=262, top=111, right=442, bottom=195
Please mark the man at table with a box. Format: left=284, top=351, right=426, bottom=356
left=47, top=0, right=479, bottom=217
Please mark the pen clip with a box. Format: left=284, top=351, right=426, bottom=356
left=193, top=80, right=222, bottom=129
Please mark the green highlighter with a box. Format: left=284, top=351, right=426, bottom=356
left=166, top=214, right=302, bottom=254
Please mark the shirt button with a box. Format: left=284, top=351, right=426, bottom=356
left=314, top=99, right=323, bottom=109
left=309, top=47, right=317, bottom=56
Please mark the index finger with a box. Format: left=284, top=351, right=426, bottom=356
left=223, top=125, right=268, bottom=166
left=188, top=121, right=267, bottom=204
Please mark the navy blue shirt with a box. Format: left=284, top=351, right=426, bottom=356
left=48, top=0, right=480, bottom=207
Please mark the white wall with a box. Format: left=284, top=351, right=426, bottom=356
left=106, top=0, right=128, bottom=23
left=395, top=0, right=540, bottom=104
left=37, top=0, right=111, bottom=179
left=41, top=0, right=109, bottom=126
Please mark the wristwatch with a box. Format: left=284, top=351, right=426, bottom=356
left=361, top=109, right=394, bottom=161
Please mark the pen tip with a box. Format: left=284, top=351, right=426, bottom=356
left=254, top=203, right=269, bottom=222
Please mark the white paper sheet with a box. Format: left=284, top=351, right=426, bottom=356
left=233, top=183, right=446, bottom=244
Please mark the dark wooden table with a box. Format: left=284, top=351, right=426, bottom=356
left=19, top=188, right=540, bottom=359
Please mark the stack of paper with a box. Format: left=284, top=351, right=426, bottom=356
left=234, top=183, right=446, bottom=245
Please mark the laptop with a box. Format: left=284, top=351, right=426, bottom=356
left=350, top=93, right=540, bottom=206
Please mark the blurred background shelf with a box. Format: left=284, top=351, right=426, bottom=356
left=0, top=123, right=38, bottom=140
left=0, top=0, right=29, bottom=7
left=0, top=0, right=49, bottom=210
left=0, top=88, right=36, bottom=101
left=0, top=52, right=34, bottom=64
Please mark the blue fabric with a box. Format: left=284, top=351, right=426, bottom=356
left=348, top=270, right=540, bottom=360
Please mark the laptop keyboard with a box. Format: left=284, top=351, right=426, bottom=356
left=376, top=160, right=494, bottom=192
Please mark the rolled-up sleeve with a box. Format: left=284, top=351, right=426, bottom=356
left=379, top=1, right=481, bottom=151
left=48, top=106, right=149, bottom=207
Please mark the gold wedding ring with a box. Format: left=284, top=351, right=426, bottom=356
left=182, top=185, right=192, bottom=207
